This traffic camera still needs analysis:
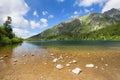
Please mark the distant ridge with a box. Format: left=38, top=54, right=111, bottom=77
left=28, top=8, right=120, bottom=40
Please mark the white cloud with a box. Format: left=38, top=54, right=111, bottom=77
left=33, top=10, right=39, bottom=17
left=13, top=28, right=39, bottom=38
left=40, top=18, right=48, bottom=27
left=74, top=11, right=78, bottom=15
left=0, top=0, right=29, bottom=28
left=102, top=0, right=120, bottom=13
left=57, top=0, right=65, bottom=2
left=0, top=0, right=49, bottom=38
left=70, top=11, right=82, bottom=18
left=84, top=9, right=90, bottom=13
left=30, top=18, right=48, bottom=29
left=74, top=0, right=107, bottom=7
left=42, top=11, right=48, bottom=15
left=84, top=8, right=93, bottom=13
left=30, top=20, right=40, bottom=29
left=48, top=15, right=54, bottom=18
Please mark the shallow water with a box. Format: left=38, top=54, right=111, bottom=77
left=0, top=41, right=120, bottom=80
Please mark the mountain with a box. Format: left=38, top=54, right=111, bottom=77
left=29, top=8, right=120, bottom=40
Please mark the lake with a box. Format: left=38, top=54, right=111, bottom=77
left=0, top=41, right=120, bottom=80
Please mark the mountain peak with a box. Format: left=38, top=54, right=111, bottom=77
left=103, top=8, right=120, bottom=17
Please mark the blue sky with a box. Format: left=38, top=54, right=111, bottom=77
left=0, top=0, right=120, bottom=38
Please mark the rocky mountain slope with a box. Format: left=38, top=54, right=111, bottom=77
left=29, top=8, right=120, bottom=40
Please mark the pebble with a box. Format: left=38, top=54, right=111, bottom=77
left=13, top=59, right=17, bottom=62
left=44, top=62, right=47, bottom=65
left=56, top=64, right=63, bottom=70
left=24, top=63, right=26, bottom=64
left=13, top=63, right=16, bottom=65
left=0, top=57, right=4, bottom=60
left=66, top=64, right=70, bottom=67
left=72, top=60, right=77, bottom=63
left=85, top=64, right=94, bottom=68
left=53, top=58, right=58, bottom=63
left=105, top=64, right=108, bottom=67
left=0, top=60, right=4, bottom=62
left=43, top=55, right=46, bottom=57
left=101, top=57, right=104, bottom=61
left=59, top=56, right=63, bottom=59
left=95, top=66, right=98, bottom=69
left=23, top=54, right=26, bottom=57
left=31, top=54, right=34, bottom=56
left=88, top=53, right=90, bottom=55
left=69, top=61, right=72, bottom=64
left=4, top=55, right=8, bottom=57
left=101, top=67, right=104, bottom=70
left=72, top=67, right=82, bottom=75
left=50, top=53, right=54, bottom=56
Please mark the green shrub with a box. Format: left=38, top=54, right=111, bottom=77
left=12, top=37, right=22, bottom=43
left=0, top=37, right=11, bottom=44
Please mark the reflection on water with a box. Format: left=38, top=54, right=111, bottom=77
left=0, top=41, right=120, bottom=80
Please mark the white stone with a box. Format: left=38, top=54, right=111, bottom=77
left=13, top=63, right=16, bottom=65
left=69, top=61, right=72, bottom=64
left=101, top=57, right=104, bottom=61
left=72, top=60, right=77, bottom=63
left=88, top=53, right=90, bottom=55
left=85, top=64, right=94, bottom=68
left=72, top=67, right=82, bottom=75
left=50, top=53, right=54, bottom=56
left=23, top=54, right=26, bottom=57
left=95, top=66, right=98, bottom=69
left=105, top=64, right=108, bottom=66
left=53, top=58, right=58, bottom=63
left=44, top=62, right=47, bottom=65
left=56, top=64, right=63, bottom=70
left=13, top=59, right=17, bottom=62
left=0, top=57, right=4, bottom=60
left=66, top=64, right=70, bottom=67
left=59, top=56, right=63, bottom=59
left=24, top=63, right=26, bottom=64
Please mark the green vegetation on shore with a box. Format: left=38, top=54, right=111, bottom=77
left=0, top=16, right=22, bottom=46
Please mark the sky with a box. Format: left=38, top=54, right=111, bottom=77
left=0, top=0, right=120, bottom=38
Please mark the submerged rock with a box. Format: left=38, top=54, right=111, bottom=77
left=101, top=57, right=104, bottom=61
left=13, top=63, right=16, bottom=65
left=105, top=64, right=108, bottom=66
left=0, top=57, right=4, bottom=60
left=69, top=61, right=72, bottom=64
left=4, top=55, right=8, bottom=57
left=13, top=59, right=17, bottom=62
left=85, top=64, right=94, bottom=68
left=66, top=64, right=70, bottom=67
left=72, top=60, right=77, bottom=63
left=72, top=67, right=82, bottom=75
left=56, top=64, right=63, bottom=70
left=23, top=54, right=26, bottom=57
left=50, top=53, right=54, bottom=56
left=95, top=66, right=98, bottom=69
left=31, top=54, right=34, bottom=56
left=53, top=58, right=58, bottom=63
